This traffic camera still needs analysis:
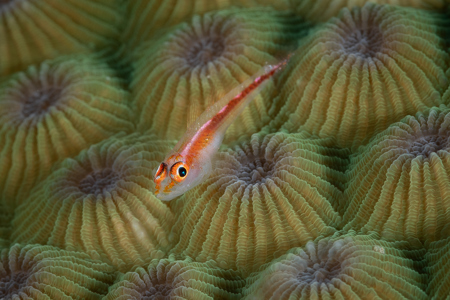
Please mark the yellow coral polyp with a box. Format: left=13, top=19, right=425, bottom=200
left=11, top=134, right=176, bottom=271
left=270, top=3, right=450, bottom=149
left=0, top=54, right=134, bottom=210
left=0, top=244, right=116, bottom=299
left=169, top=131, right=348, bottom=275
left=242, top=231, right=428, bottom=299
left=343, top=106, right=450, bottom=243
left=104, top=256, right=245, bottom=300
left=131, top=7, right=310, bottom=143
left=0, top=0, right=123, bottom=75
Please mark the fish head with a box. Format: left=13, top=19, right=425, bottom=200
left=153, top=153, right=211, bottom=201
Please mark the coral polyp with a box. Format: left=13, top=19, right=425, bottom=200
left=104, top=256, right=245, bottom=299
left=270, top=3, right=450, bottom=148
left=0, top=0, right=123, bottom=75
left=343, top=106, right=450, bottom=243
left=290, top=0, right=447, bottom=22
left=0, top=244, right=116, bottom=299
left=169, top=131, right=348, bottom=275
left=0, top=54, right=134, bottom=210
left=11, top=134, right=176, bottom=271
left=242, top=231, right=427, bottom=299
left=132, top=7, right=309, bottom=143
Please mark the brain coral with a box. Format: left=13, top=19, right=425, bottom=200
left=0, top=0, right=123, bottom=76
left=269, top=3, right=450, bottom=149
left=343, top=106, right=450, bottom=244
left=169, top=131, right=348, bottom=275
left=289, top=0, right=448, bottom=22
left=242, top=231, right=427, bottom=299
left=104, top=256, right=245, bottom=300
left=131, top=7, right=309, bottom=143
left=0, top=54, right=134, bottom=210
left=11, top=133, right=175, bottom=271
left=425, top=234, right=450, bottom=299
left=0, top=244, right=116, bottom=299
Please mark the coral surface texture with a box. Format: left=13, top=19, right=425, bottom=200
left=0, top=0, right=450, bottom=299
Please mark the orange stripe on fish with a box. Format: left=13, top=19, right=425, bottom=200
left=154, top=58, right=289, bottom=201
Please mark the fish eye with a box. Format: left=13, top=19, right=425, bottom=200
left=178, top=166, right=187, bottom=177
left=170, top=162, right=189, bottom=182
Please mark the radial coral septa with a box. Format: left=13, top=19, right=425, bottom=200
left=0, top=244, right=117, bottom=299
left=269, top=3, right=450, bottom=149
left=242, top=231, right=427, bottom=299
left=0, top=54, right=135, bottom=210
left=425, top=235, right=450, bottom=298
left=10, top=133, right=176, bottom=271
left=0, top=0, right=124, bottom=76
left=131, top=7, right=310, bottom=143
left=121, top=0, right=292, bottom=52
left=169, top=131, right=349, bottom=275
left=342, top=105, right=450, bottom=244
left=104, top=255, right=245, bottom=300
left=289, top=0, right=447, bottom=22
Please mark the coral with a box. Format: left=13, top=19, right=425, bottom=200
left=289, top=0, right=448, bottom=22
left=0, top=0, right=124, bottom=76
left=0, top=244, right=116, bottom=299
left=104, top=256, right=245, bottom=300
left=269, top=3, right=450, bottom=149
left=121, top=0, right=291, bottom=51
left=343, top=106, right=450, bottom=243
left=131, top=7, right=309, bottom=143
left=0, top=54, right=134, bottom=210
left=11, top=133, right=175, bottom=271
left=426, top=235, right=450, bottom=299
left=242, top=231, right=427, bottom=299
left=169, top=131, right=348, bottom=275
left=0, top=203, right=10, bottom=250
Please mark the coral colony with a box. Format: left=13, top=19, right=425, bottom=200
left=0, top=0, right=449, bottom=299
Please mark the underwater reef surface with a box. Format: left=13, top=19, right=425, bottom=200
left=0, top=0, right=449, bottom=299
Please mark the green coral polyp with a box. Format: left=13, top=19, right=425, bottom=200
left=242, top=231, right=428, bottom=299
left=0, top=54, right=134, bottom=210
left=343, top=106, right=450, bottom=243
left=11, top=134, right=176, bottom=271
left=131, top=7, right=310, bottom=143
left=0, top=0, right=124, bottom=75
left=0, top=244, right=116, bottom=299
left=104, top=256, right=245, bottom=300
left=270, top=3, right=450, bottom=148
left=169, top=131, right=348, bottom=275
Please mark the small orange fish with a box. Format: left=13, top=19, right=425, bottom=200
left=154, top=59, right=289, bottom=201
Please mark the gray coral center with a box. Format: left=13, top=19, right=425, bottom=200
left=409, top=135, right=449, bottom=157
left=22, top=86, right=63, bottom=118
left=237, top=157, right=275, bottom=184
left=142, top=284, right=173, bottom=300
left=343, top=25, right=382, bottom=58
left=186, top=35, right=225, bottom=66
left=297, top=259, right=341, bottom=284
left=0, top=271, right=29, bottom=299
left=79, top=168, right=120, bottom=195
